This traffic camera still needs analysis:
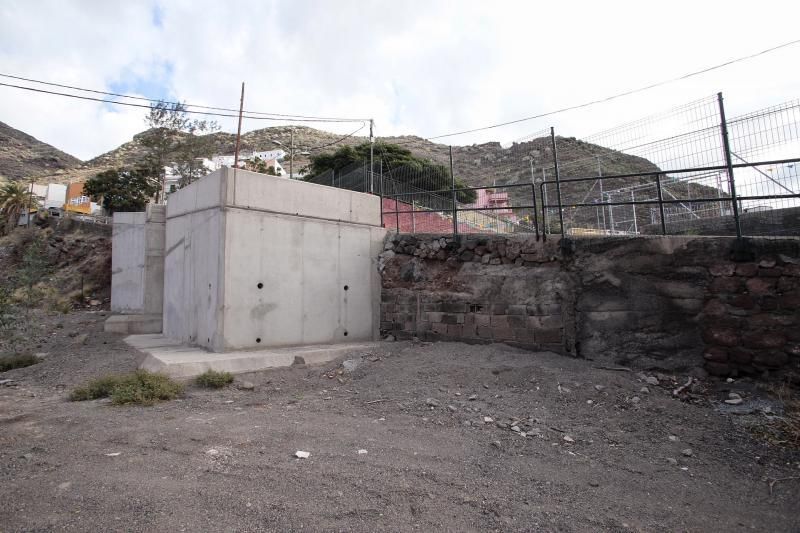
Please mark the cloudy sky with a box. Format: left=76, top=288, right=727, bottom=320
left=1, top=0, right=799, bottom=160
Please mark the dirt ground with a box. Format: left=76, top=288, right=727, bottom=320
left=1, top=310, right=799, bottom=532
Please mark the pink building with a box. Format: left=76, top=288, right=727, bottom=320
left=468, top=189, right=518, bottom=223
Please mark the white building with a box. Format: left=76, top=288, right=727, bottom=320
left=210, top=150, right=286, bottom=176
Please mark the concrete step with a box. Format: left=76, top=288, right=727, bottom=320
left=125, top=334, right=379, bottom=379
left=104, top=314, right=163, bottom=334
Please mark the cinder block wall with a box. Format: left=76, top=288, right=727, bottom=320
left=380, top=234, right=800, bottom=377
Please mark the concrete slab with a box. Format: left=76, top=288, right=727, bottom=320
left=125, top=334, right=379, bottom=379
left=104, top=314, right=163, bottom=334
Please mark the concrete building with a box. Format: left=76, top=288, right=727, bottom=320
left=106, top=167, right=386, bottom=374
left=163, top=167, right=385, bottom=351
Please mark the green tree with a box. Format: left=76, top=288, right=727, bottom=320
left=140, top=101, right=223, bottom=192
left=84, top=169, right=160, bottom=214
left=17, top=236, right=50, bottom=309
left=140, top=101, right=190, bottom=201
left=245, top=158, right=278, bottom=176
left=0, top=181, right=39, bottom=235
left=174, top=119, right=221, bottom=187
left=304, top=142, right=476, bottom=202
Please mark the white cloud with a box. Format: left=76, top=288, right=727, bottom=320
left=0, top=0, right=798, bottom=160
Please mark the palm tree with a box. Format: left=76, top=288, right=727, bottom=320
left=0, top=181, right=39, bottom=234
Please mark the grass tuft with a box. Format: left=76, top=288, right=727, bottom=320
left=0, top=354, right=40, bottom=372
left=195, top=369, right=234, bottom=389
left=70, top=370, right=184, bottom=405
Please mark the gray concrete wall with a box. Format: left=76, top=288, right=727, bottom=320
left=163, top=167, right=385, bottom=352
left=110, top=205, right=165, bottom=315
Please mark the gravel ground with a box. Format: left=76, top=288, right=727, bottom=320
left=1, top=310, right=799, bottom=532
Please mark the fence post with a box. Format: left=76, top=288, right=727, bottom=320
left=378, top=159, right=384, bottom=227
left=369, top=119, right=374, bottom=194
left=550, top=127, right=565, bottom=235
left=655, top=173, right=667, bottom=235
left=450, top=145, right=457, bottom=237
left=717, top=92, right=742, bottom=238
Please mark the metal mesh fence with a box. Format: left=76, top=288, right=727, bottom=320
left=300, top=92, right=799, bottom=238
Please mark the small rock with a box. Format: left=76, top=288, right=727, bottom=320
left=342, top=359, right=362, bottom=373
left=22, top=453, right=33, bottom=460
left=495, top=421, right=508, bottom=429
left=645, top=376, right=659, bottom=386
left=586, top=400, right=593, bottom=405
left=594, top=385, right=606, bottom=392
left=666, top=458, right=678, bottom=466
left=295, top=451, right=311, bottom=459
left=206, top=449, right=220, bottom=456
left=728, top=392, right=741, bottom=400
left=383, top=334, right=396, bottom=342
left=237, top=381, right=255, bottom=391
left=357, top=449, right=368, bottom=455
left=511, top=425, right=521, bottom=433
left=630, top=396, right=641, bottom=404
left=557, top=385, right=572, bottom=394
left=426, top=398, right=440, bottom=408
left=73, top=333, right=89, bottom=345
left=0, top=379, right=14, bottom=386
left=640, top=386, right=650, bottom=394
left=89, top=299, right=101, bottom=306
left=724, top=398, right=743, bottom=405
left=468, top=394, right=478, bottom=401
left=563, top=435, right=575, bottom=443
left=681, top=448, right=693, bottom=457
left=462, top=421, right=472, bottom=427
left=483, top=416, right=494, bottom=423
left=726, top=377, right=734, bottom=383
left=483, top=384, right=489, bottom=389
left=491, top=440, right=501, bottom=448
left=668, top=435, right=680, bottom=442
left=447, top=405, right=457, bottom=412
left=104, top=452, right=121, bottom=457
left=588, top=481, right=600, bottom=487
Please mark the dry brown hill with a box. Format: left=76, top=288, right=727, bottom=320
left=0, top=121, right=82, bottom=180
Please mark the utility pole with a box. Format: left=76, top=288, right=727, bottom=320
left=27, top=175, right=35, bottom=228
left=369, top=119, right=375, bottom=194
left=233, top=82, right=245, bottom=171
left=290, top=127, right=294, bottom=178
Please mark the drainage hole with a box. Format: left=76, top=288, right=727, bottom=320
left=256, top=337, right=262, bottom=343
left=343, top=285, right=349, bottom=291
left=343, top=331, right=348, bottom=337
left=257, top=282, right=264, bottom=289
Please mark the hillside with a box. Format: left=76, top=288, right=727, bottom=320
left=85, top=125, right=660, bottom=186
left=0, top=121, right=83, bottom=180
left=4, top=122, right=720, bottom=233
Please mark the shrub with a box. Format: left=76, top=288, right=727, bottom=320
left=195, top=369, right=234, bottom=389
left=70, top=370, right=184, bottom=405
left=0, top=353, right=39, bottom=372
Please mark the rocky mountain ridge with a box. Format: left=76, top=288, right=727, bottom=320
left=0, top=121, right=83, bottom=181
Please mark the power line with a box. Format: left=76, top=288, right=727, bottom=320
left=306, top=122, right=367, bottom=152
left=424, top=37, right=800, bottom=141
left=0, top=77, right=368, bottom=123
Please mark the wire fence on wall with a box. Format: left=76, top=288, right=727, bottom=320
left=303, top=92, right=800, bottom=239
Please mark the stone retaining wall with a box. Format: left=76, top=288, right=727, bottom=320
left=380, top=233, right=800, bottom=377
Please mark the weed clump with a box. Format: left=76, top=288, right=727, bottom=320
left=0, top=353, right=40, bottom=372
left=70, top=370, right=183, bottom=405
left=195, top=369, right=234, bottom=389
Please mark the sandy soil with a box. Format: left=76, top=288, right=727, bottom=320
left=1, top=310, right=799, bottom=532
